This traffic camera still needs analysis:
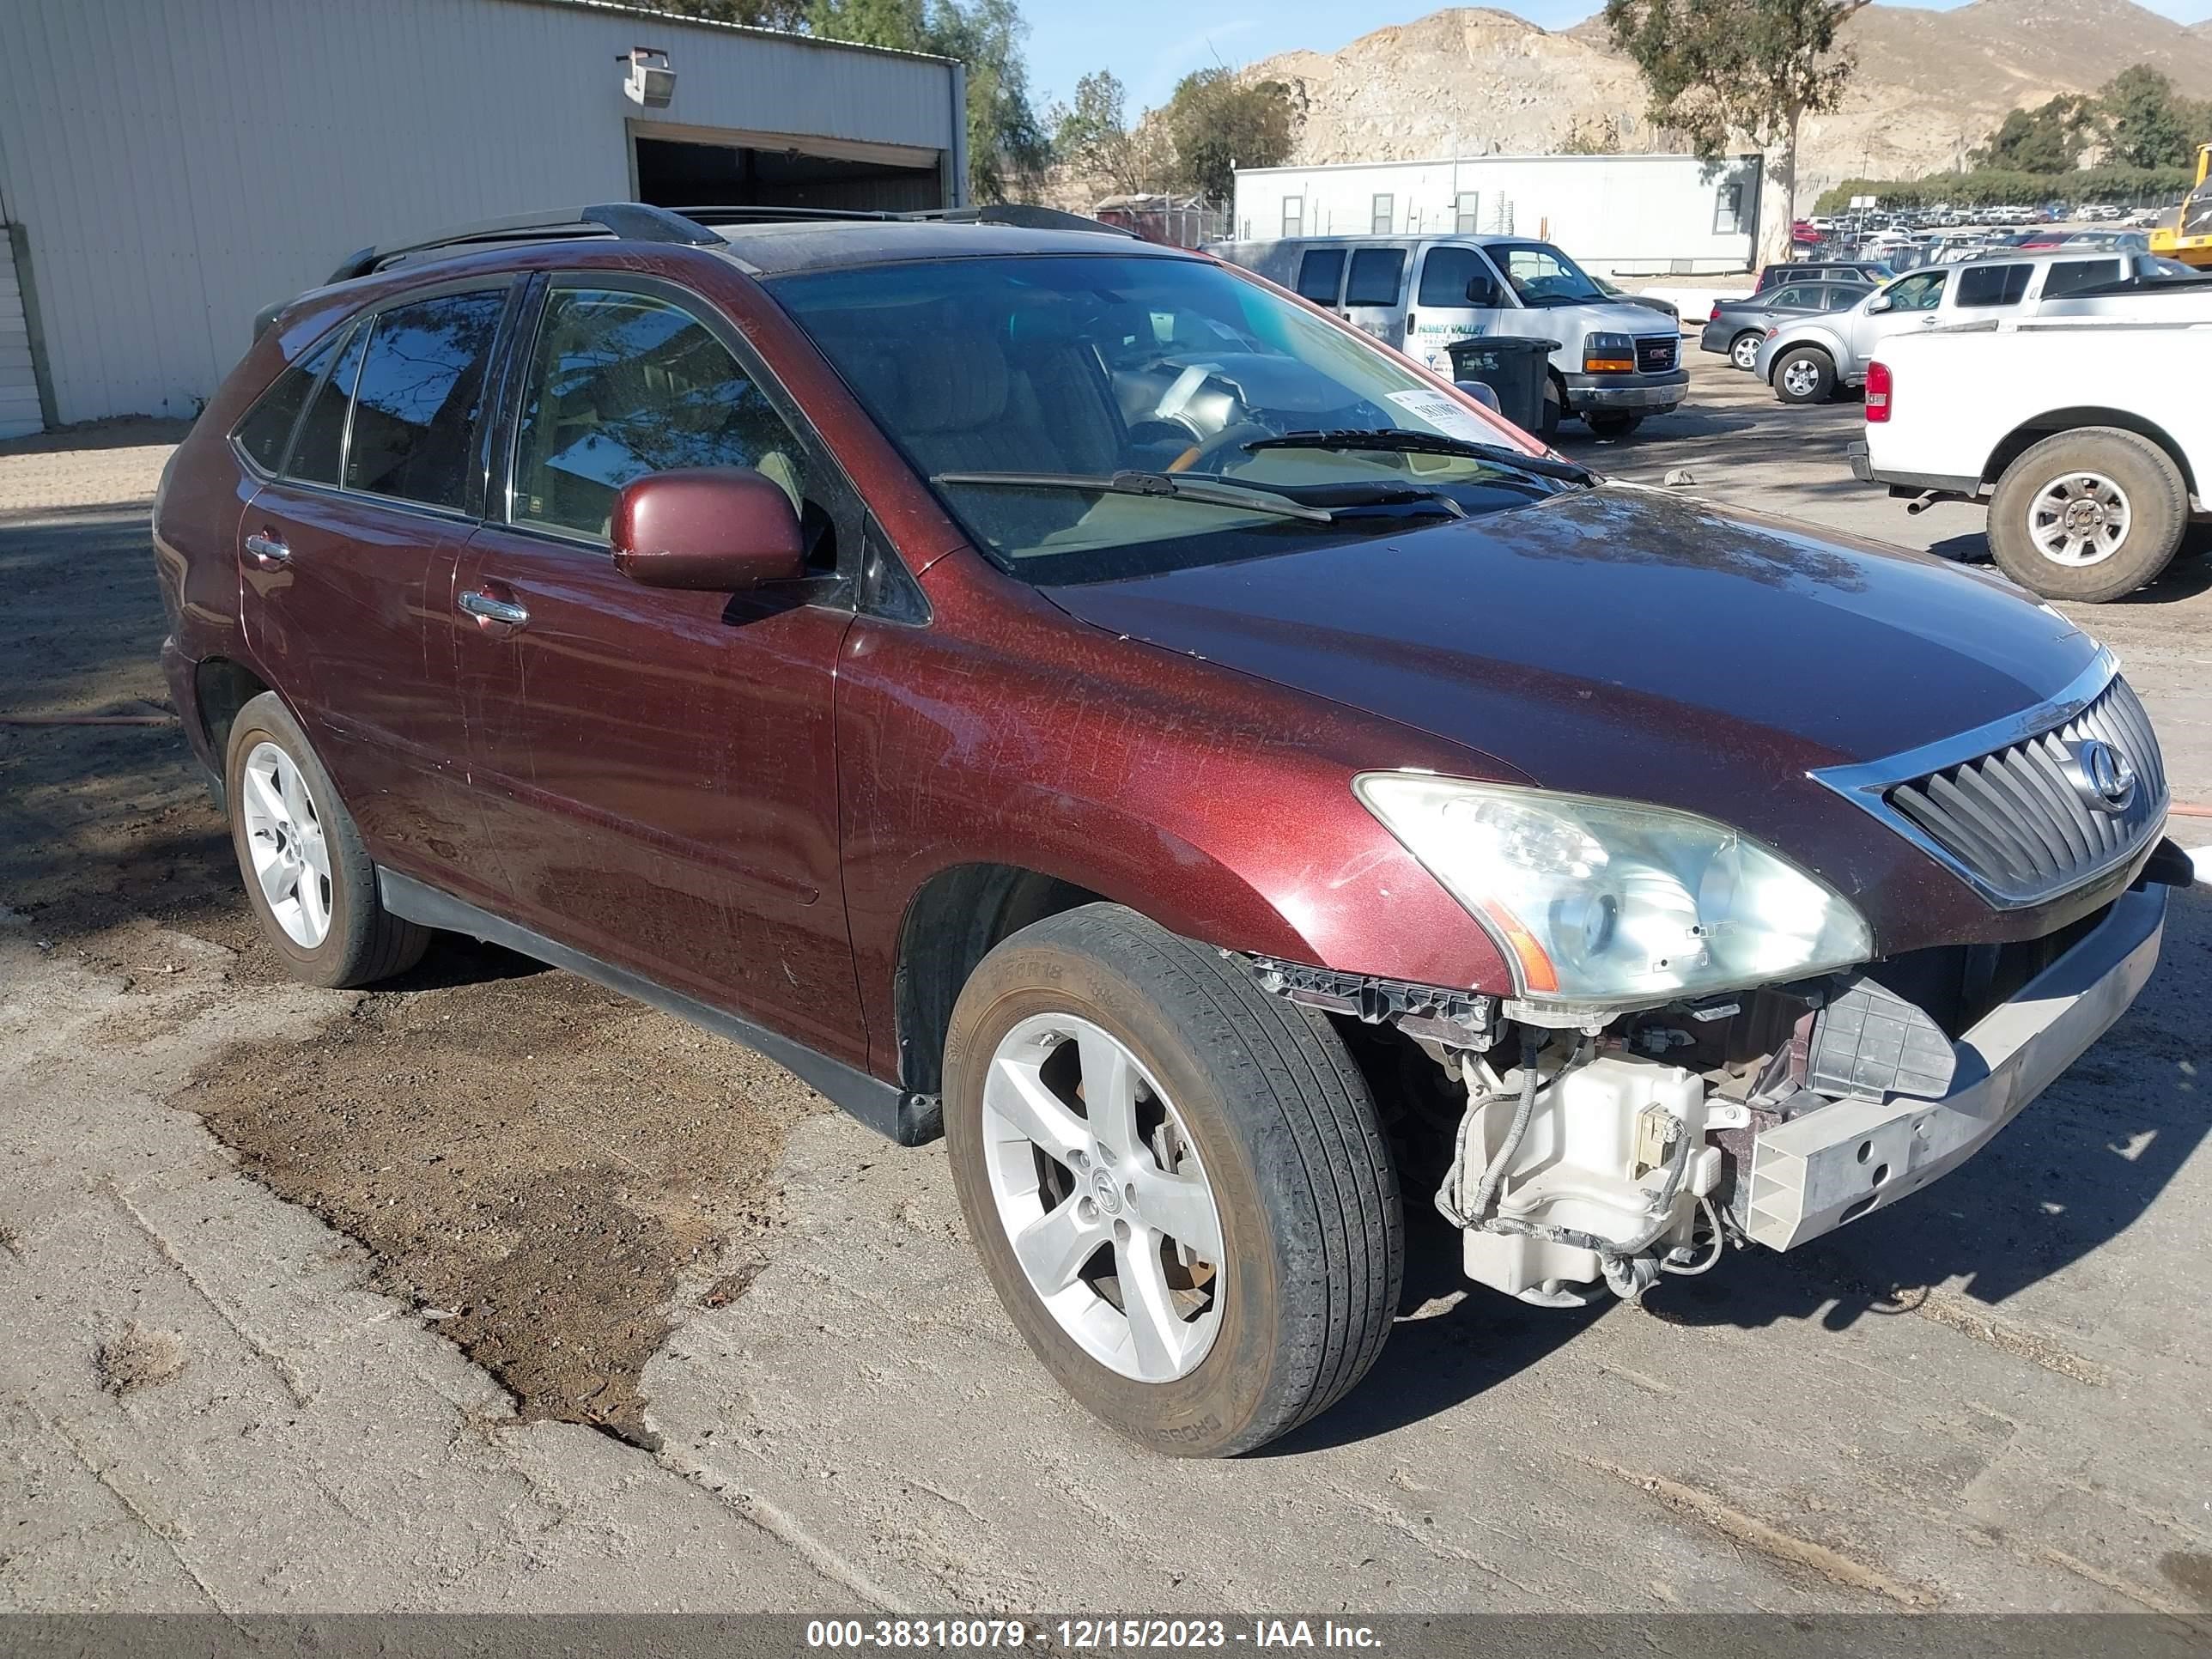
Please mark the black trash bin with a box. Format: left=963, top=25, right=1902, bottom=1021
left=1444, top=336, right=1559, bottom=435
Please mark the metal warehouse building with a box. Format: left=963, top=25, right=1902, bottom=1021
left=1231, top=154, right=1765, bottom=282
left=0, top=0, right=969, bottom=435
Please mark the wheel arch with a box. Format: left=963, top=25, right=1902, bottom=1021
left=191, top=657, right=276, bottom=779
left=892, top=862, right=1107, bottom=1098
left=1768, top=335, right=1838, bottom=384
left=1984, top=410, right=2198, bottom=499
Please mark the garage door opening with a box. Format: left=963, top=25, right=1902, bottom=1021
left=635, top=136, right=945, bottom=213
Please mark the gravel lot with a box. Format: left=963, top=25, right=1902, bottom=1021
left=3, top=364, right=2210, bottom=1617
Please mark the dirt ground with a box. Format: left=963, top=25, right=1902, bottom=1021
left=0, top=422, right=823, bottom=1450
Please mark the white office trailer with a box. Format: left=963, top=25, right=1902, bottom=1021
left=1231, top=153, right=1765, bottom=282
left=0, top=0, right=969, bottom=431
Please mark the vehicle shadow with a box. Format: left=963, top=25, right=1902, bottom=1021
left=1278, top=878, right=2208, bottom=1450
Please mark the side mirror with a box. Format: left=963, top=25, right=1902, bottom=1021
left=611, top=467, right=807, bottom=592
left=1465, top=279, right=1503, bottom=307
left=1455, top=380, right=1503, bottom=412
left=1864, top=292, right=1893, bottom=314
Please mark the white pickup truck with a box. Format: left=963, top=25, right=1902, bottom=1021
left=1851, top=316, right=2210, bottom=601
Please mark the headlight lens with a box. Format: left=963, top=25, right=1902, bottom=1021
left=1353, top=774, right=1873, bottom=1005
left=1583, top=331, right=1637, bottom=372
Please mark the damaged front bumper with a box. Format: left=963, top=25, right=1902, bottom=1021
left=1743, top=880, right=2167, bottom=1249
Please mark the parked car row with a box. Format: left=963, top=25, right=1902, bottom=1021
left=1704, top=251, right=2206, bottom=405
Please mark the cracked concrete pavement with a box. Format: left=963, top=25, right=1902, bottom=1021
left=4, top=370, right=2212, bottom=1615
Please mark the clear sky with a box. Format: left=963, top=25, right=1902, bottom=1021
left=1018, top=0, right=2212, bottom=115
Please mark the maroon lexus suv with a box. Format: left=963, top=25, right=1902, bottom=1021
left=152, top=204, right=2182, bottom=1456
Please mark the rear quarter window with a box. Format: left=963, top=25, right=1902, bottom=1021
left=234, top=329, right=345, bottom=474
left=2041, top=258, right=2122, bottom=297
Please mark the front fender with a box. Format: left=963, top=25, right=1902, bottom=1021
left=836, top=575, right=1522, bottom=1082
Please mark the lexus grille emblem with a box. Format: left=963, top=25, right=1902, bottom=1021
left=2069, top=739, right=2137, bottom=815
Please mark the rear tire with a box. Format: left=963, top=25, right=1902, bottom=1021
left=1585, top=412, right=1643, bottom=439
left=224, top=691, right=430, bottom=988
left=1729, top=331, right=1762, bottom=371
left=943, top=904, right=1402, bottom=1457
left=1771, top=346, right=1836, bottom=404
left=1987, top=428, right=2185, bottom=603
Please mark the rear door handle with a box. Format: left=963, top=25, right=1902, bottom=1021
left=459, top=589, right=529, bottom=627
left=243, top=530, right=289, bottom=567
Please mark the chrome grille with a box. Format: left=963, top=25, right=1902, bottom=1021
left=1813, top=657, right=2167, bottom=910
left=1637, top=336, right=1678, bottom=373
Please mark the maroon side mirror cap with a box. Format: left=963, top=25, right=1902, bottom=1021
left=611, top=466, right=807, bottom=591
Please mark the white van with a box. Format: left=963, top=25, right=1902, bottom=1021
left=1206, top=234, right=1688, bottom=438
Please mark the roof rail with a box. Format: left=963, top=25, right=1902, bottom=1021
left=326, top=203, right=722, bottom=283
left=676, top=203, right=1139, bottom=238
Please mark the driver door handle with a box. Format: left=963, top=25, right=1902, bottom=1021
left=459, top=589, right=529, bottom=627
left=243, top=530, right=289, bottom=567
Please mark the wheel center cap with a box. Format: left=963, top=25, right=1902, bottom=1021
left=2064, top=501, right=2104, bottom=531
left=1090, top=1164, right=1122, bottom=1214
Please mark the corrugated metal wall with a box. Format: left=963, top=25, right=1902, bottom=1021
left=0, top=229, right=40, bottom=439
left=0, top=0, right=963, bottom=425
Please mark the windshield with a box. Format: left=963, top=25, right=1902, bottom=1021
left=1488, top=242, right=1608, bottom=307
left=768, top=252, right=1568, bottom=584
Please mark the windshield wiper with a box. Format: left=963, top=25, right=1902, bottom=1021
left=1243, top=429, right=1595, bottom=485
left=933, top=470, right=1337, bottom=523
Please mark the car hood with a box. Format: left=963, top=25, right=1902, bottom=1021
left=1039, top=485, right=2102, bottom=942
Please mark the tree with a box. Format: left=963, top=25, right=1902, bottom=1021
left=1603, top=0, right=1865, bottom=251
left=2098, top=65, right=2203, bottom=170
left=809, top=0, right=1049, bottom=201
left=654, top=0, right=812, bottom=25
left=1972, top=94, right=2093, bottom=174
left=1160, top=70, right=1296, bottom=206
left=1050, top=71, right=1169, bottom=197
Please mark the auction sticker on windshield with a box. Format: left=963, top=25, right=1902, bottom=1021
left=1386, top=387, right=1502, bottom=444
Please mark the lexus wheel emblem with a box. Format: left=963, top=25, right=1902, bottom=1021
left=2069, top=738, right=2137, bottom=815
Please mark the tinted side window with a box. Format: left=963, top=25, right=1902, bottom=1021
left=1345, top=248, right=1405, bottom=307
left=1886, top=270, right=1947, bottom=311
left=1294, top=249, right=1346, bottom=304
left=1417, top=246, right=1489, bottom=307
left=511, top=285, right=809, bottom=541
left=343, top=290, right=506, bottom=510
left=1768, top=285, right=1820, bottom=309
left=234, top=330, right=343, bottom=473
left=289, top=322, right=368, bottom=486
left=1955, top=264, right=2031, bottom=308
left=2042, top=258, right=2121, bottom=297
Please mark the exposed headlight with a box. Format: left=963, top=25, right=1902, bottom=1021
left=1583, top=331, right=1636, bottom=373
left=1353, top=775, right=1873, bottom=1005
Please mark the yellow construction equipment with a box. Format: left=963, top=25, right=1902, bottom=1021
left=2152, top=143, right=2212, bottom=270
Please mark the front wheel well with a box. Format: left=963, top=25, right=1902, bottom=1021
left=893, top=863, right=1103, bottom=1097
left=192, top=659, right=272, bottom=776
left=1984, top=410, right=2198, bottom=497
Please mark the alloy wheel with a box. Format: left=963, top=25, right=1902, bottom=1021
left=2028, top=471, right=2132, bottom=568
left=1781, top=358, right=1822, bottom=398
left=239, top=739, right=333, bottom=948
left=979, top=1013, right=1224, bottom=1382
left=1731, top=334, right=1760, bottom=371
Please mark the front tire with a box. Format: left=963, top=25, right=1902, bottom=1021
left=1987, top=428, right=2186, bottom=603
left=1585, top=412, right=1643, bottom=438
left=1771, top=345, right=1836, bottom=404
left=943, top=904, right=1401, bottom=1457
left=224, top=691, right=430, bottom=988
left=1538, top=374, right=1564, bottom=442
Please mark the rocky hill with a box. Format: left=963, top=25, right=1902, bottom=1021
left=1250, top=0, right=2212, bottom=208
